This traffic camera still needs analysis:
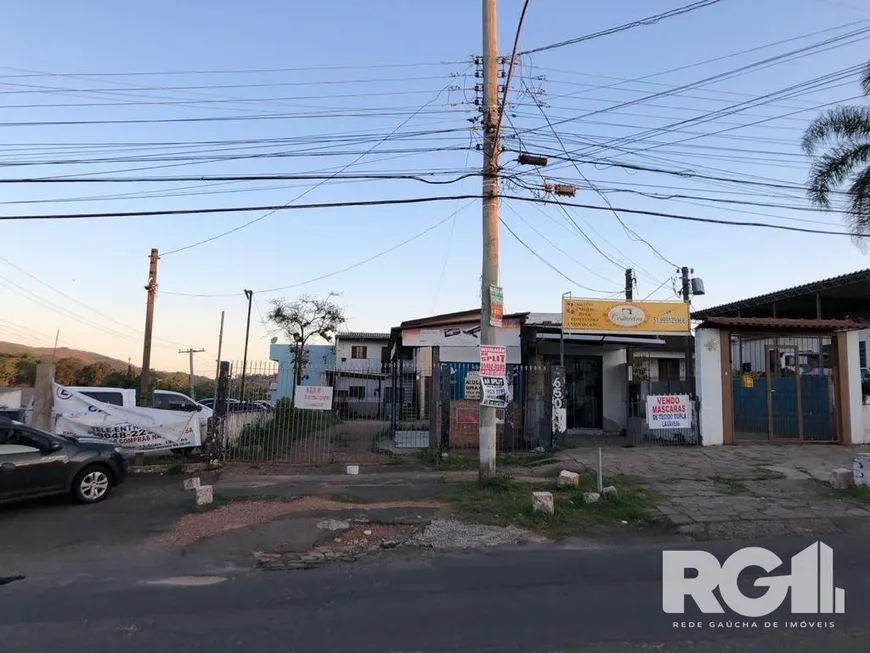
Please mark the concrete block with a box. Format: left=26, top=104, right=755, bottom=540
left=532, top=491, right=554, bottom=514
left=602, top=485, right=619, bottom=499
left=195, top=485, right=214, bottom=506
left=557, top=470, right=580, bottom=488
left=183, top=477, right=201, bottom=491
left=582, top=492, right=601, bottom=504
left=831, top=467, right=854, bottom=490
left=346, top=465, right=360, bottom=475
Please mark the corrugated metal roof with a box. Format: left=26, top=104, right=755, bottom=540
left=698, top=316, right=866, bottom=331
left=693, top=268, right=870, bottom=318
left=525, top=312, right=562, bottom=326
left=336, top=331, right=390, bottom=341
left=398, top=309, right=528, bottom=329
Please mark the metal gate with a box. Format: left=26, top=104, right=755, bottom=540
left=731, top=334, right=835, bottom=442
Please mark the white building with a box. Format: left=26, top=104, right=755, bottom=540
left=332, top=332, right=392, bottom=418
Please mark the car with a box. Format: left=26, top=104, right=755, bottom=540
left=0, top=417, right=127, bottom=505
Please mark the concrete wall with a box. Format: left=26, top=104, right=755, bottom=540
left=695, top=327, right=725, bottom=446
left=601, top=349, right=627, bottom=431
left=335, top=339, right=387, bottom=374
left=845, top=330, right=865, bottom=444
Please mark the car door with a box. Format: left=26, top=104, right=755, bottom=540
left=0, top=427, right=67, bottom=499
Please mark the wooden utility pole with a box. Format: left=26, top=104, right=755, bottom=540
left=681, top=266, right=693, bottom=392
left=479, top=0, right=500, bottom=482
left=138, top=248, right=158, bottom=407
left=179, top=348, right=205, bottom=399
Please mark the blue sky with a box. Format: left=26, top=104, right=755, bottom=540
left=1, top=0, right=869, bottom=374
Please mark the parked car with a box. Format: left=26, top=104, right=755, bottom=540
left=0, top=417, right=127, bottom=505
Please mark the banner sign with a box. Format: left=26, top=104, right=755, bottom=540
left=479, top=345, right=507, bottom=377
left=52, top=384, right=200, bottom=452
left=646, top=394, right=691, bottom=430
left=480, top=376, right=509, bottom=408
left=562, top=298, right=690, bottom=335
left=295, top=385, right=334, bottom=410
left=489, top=285, right=504, bottom=328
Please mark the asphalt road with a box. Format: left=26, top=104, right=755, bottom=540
left=2, top=532, right=869, bottom=652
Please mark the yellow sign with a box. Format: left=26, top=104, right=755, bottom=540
left=742, top=374, right=754, bottom=389
left=561, top=298, right=690, bottom=335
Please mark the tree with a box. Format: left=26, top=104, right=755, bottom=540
left=78, top=362, right=112, bottom=386
left=802, top=61, right=870, bottom=238
left=157, top=372, right=189, bottom=392
left=55, top=357, right=85, bottom=385
left=267, top=293, right=346, bottom=387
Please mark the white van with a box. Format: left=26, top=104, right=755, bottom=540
left=61, top=387, right=213, bottom=451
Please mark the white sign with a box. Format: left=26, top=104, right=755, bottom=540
left=646, top=394, right=691, bottom=430
left=464, top=372, right=481, bottom=401
left=295, top=385, right=333, bottom=410
left=551, top=368, right=566, bottom=436
left=480, top=376, right=508, bottom=408
left=52, top=384, right=199, bottom=452
left=479, top=345, right=507, bottom=377
left=663, top=542, right=844, bottom=618
left=401, top=320, right=521, bottom=348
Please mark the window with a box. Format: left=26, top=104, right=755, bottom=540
left=351, top=345, right=367, bottom=359
left=154, top=392, right=198, bottom=411
left=348, top=385, right=366, bottom=399
left=81, top=391, right=125, bottom=406
left=0, top=428, right=48, bottom=452
left=861, top=341, right=867, bottom=369
left=657, top=359, right=681, bottom=381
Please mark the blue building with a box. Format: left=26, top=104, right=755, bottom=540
left=269, top=343, right=335, bottom=402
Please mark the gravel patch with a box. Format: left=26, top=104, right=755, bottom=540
left=410, top=518, right=538, bottom=549
left=149, top=497, right=441, bottom=549
left=316, top=518, right=351, bottom=531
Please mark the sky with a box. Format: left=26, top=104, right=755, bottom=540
left=1, top=0, right=870, bottom=375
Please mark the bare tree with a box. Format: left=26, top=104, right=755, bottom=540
left=267, top=293, right=346, bottom=389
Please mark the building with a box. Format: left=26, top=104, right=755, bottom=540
left=692, top=269, right=870, bottom=445
left=386, top=307, right=692, bottom=448
left=330, top=332, right=392, bottom=418
left=268, top=342, right=334, bottom=402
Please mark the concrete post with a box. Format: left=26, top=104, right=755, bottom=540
left=33, top=363, right=55, bottom=431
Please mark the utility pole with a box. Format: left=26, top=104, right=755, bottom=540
left=179, top=348, right=205, bottom=398
left=239, top=290, right=253, bottom=402
left=625, top=268, right=634, bottom=302
left=479, top=0, right=500, bottom=482
left=681, top=266, right=693, bottom=394
left=215, top=310, right=225, bottom=389
left=138, top=248, right=158, bottom=407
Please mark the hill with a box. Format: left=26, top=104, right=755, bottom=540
left=0, top=341, right=130, bottom=370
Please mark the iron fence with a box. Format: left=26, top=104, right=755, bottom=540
left=627, top=397, right=700, bottom=446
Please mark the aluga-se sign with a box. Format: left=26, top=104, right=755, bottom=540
left=663, top=542, right=844, bottom=618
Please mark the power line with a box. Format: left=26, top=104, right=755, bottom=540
left=2, top=193, right=866, bottom=239
left=160, top=206, right=471, bottom=298
left=519, top=0, right=724, bottom=55
left=520, top=78, right=679, bottom=268
left=160, top=82, right=469, bottom=256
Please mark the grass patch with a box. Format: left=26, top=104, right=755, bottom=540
left=164, top=461, right=187, bottom=476
left=446, top=475, right=658, bottom=537
left=712, top=475, right=750, bottom=495
left=417, top=448, right=478, bottom=470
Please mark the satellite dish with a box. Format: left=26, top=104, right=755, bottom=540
left=270, top=336, right=278, bottom=344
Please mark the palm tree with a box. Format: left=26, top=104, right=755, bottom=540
left=802, top=61, right=870, bottom=236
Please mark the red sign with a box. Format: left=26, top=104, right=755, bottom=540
left=479, top=345, right=507, bottom=377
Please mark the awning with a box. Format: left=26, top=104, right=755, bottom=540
left=535, top=333, right=667, bottom=346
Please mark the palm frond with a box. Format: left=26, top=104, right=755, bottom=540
left=846, top=165, right=870, bottom=241
left=862, top=60, right=870, bottom=97
left=806, top=142, right=870, bottom=208
left=801, top=105, right=870, bottom=155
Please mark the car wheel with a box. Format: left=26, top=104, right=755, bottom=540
left=73, top=465, right=113, bottom=504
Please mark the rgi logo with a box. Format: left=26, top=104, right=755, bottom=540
left=663, top=542, right=844, bottom=618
